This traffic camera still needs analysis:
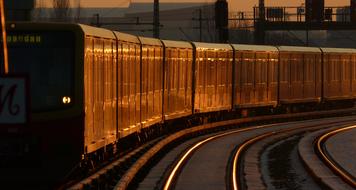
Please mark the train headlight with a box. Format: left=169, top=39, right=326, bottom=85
left=62, top=96, right=71, bottom=104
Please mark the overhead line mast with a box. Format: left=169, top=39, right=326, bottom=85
left=153, top=0, right=159, bottom=38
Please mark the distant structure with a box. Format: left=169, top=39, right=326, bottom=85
left=306, top=0, right=324, bottom=22
left=215, top=0, right=228, bottom=43
left=352, top=0, right=356, bottom=21
left=153, top=0, right=159, bottom=38
left=31, top=1, right=226, bottom=42
left=121, top=3, right=217, bottom=42
left=254, top=0, right=356, bottom=44
left=336, top=7, right=350, bottom=22
left=4, top=0, right=34, bottom=21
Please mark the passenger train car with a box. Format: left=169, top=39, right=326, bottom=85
left=1, top=22, right=356, bottom=185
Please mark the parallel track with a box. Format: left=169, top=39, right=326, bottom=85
left=315, top=125, right=356, bottom=188
left=163, top=115, right=356, bottom=190
left=69, top=108, right=356, bottom=190
left=231, top=120, right=356, bottom=190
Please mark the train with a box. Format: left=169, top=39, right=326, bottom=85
left=1, top=22, right=356, bottom=186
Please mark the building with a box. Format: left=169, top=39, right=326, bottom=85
left=5, top=0, right=35, bottom=21
left=32, top=2, right=219, bottom=42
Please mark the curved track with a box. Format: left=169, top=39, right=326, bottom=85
left=316, top=125, right=356, bottom=187
left=160, top=116, right=356, bottom=190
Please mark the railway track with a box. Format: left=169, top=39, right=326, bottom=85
left=296, top=125, right=356, bottom=190
left=232, top=120, right=356, bottom=190
left=67, top=108, right=356, bottom=190
left=316, top=125, right=356, bottom=187
left=162, top=117, right=356, bottom=190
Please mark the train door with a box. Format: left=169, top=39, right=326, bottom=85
left=279, top=52, right=291, bottom=102
left=255, top=52, right=268, bottom=104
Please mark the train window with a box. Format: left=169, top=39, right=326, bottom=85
left=255, top=60, right=261, bottom=83
left=279, top=53, right=290, bottom=82
left=340, top=55, right=350, bottom=81
left=2, top=31, right=75, bottom=112
left=269, top=53, right=278, bottom=83
left=129, top=44, right=135, bottom=95
left=256, top=53, right=268, bottom=83
left=304, top=54, right=313, bottom=82
left=156, top=47, right=162, bottom=93
left=122, top=43, right=129, bottom=97
left=290, top=53, right=303, bottom=82
left=328, top=54, right=339, bottom=81
left=242, top=52, right=254, bottom=83
left=196, top=50, right=203, bottom=88
left=353, top=56, right=356, bottom=80
left=180, top=49, right=185, bottom=89
left=150, top=46, right=154, bottom=92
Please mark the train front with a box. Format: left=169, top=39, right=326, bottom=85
left=0, top=22, right=84, bottom=187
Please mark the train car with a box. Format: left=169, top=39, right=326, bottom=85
left=321, top=48, right=356, bottom=103
left=231, top=44, right=278, bottom=110
left=277, top=46, right=322, bottom=107
left=0, top=23, right=113, bottom=184
left=83, top=25, right=117, bottom=155
left=113, top=31, right=141, bottom=138
left=192, top=42, right=233, bottom=113
left=3, top=22, right=356, bottom=187
left=138, top=36, right=164, bottom=128
left=161, top=40, right=193, bottom=120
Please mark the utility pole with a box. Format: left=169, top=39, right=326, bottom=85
left=94, top=13, right=100, bottom=27
left=192, top=9, right=205, bottom=42
left=351, top=0, right=356, bottom=22
left=199, top=9, right=202, bottom=41
left=153, top=0, right=159, bottom=38
left=254, top=0, right=266, bottom=44
left=259, top=0, right=265, bottom=21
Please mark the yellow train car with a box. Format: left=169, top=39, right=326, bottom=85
left=114, top=31, right=141, bottom=138
left=278, top=46, right=322, bottom=104
left=321, top=48, right=356, bottom=101
left=138, top=36, right=164, bottom=128
left=161, top=40, right=193, bottom=120
left=232, top=44, right=278, bottom=109
left=192, top=42, right=233, bottom=113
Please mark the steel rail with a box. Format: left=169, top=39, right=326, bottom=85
left=163, top=116, right=356, bottom=190
left=316, top=125, right=356, bottom=188
left=232, top=132, right=271, bottom=190
left=162, top=124, right=267, bottom=190
left=114, top=108, right=356, bottom=189
left=231, top=120, right=356, bottom=190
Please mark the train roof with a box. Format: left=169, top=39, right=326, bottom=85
left=161, top=40, right=193, bottom=49
left=277, top=46, right=321, bottom=53
left=139, top=36, right=163, bottom=46
left=7, top=22, right=116, bottom=39
left=320, top=47, right=356, bottom=54
left=193, top=42, right=233, bottom=50
left=78, top=24, right=116, bottom=39
left=113, top=31, right=140, bottom=44
left=231, top=44, right=278, bottom=52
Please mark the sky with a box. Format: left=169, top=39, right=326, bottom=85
left=39, top=0, right=350, bottom=11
